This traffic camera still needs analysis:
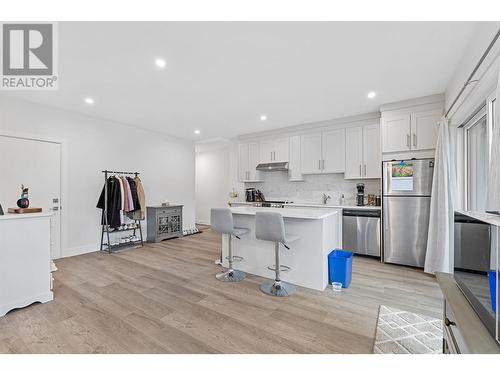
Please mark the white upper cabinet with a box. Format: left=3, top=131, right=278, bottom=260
left=381, top=114, right=411, bottom=153
left=322, top=129, right=345, bottom=173
left=301, top=130, right=346, bottom=174
left=345, top=124, right=381, bottom=179
left=274, top=137, right=290, bottom=162
left=381, top=101, right=442, bottom=154
left=238, top=142, right=261, bottom=182
left=259, top=140, right=275, bottom=163
left=300, top=133, right=323, bottom=174
left=238, top=143, right=249, bottom=182
left=345, top=127, right=364, bottom=179
left=410, top=109, right=441, bottom=151
left=363, top=124, right=381, bottom=178
left=288, top=136, right=303, bottom=181
left=259, top=137, right=289, bottom=163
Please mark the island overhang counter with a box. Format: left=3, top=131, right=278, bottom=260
left=221, top=206, right=342, bottom=291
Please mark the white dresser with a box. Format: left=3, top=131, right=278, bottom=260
left=0, top=212, right=54, bottom=317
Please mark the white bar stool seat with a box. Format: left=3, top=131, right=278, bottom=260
left=211, top=208, right=248, bottom=282
left=255, top=211, right=299, bottom=297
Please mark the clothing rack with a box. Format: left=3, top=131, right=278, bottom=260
left=100, top=170, right=144, bottom=253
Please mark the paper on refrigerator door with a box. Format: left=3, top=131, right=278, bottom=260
left=391, top=163, right=414, bottom=191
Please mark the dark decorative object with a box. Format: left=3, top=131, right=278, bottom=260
left=16, top=185, right=30, bottom=209
left=0, top=203, right=4, bottom=215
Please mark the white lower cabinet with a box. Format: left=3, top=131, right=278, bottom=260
left=345, top=123, right=381, bottom=179
left=238, top=142, right=261, bottom=182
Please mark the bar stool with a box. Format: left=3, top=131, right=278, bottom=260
left=255, top=211, right=299, bottom=297
left=211, top=208, right=249, bottom=282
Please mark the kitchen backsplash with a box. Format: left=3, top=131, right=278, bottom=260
left=244, top=172, right=381, bottom=205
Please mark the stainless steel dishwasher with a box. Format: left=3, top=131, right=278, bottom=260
left=342, top=209, right=381, bottom=257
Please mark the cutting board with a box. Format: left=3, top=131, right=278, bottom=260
left=8, top=207, right=42, bottom=214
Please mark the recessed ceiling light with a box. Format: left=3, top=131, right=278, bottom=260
left=194, top=130, right=200, bottom=135
left=367, top=91, right=376, bottom=99
left=84, top=97, right=94, bottom=105
left=155, top=58, right=167, bottom=68
left=260, top=115, right=267, bottom=121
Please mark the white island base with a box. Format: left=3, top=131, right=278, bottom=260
left=221, top=207, right=342, bottom=291
left=0, top=213, right=54, bottom=317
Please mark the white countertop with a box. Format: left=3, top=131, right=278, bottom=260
left=455, top=210, right=500, bottom=226
left=0, top=212, right=53, bottom=221
left=230, top=201, right=381, bottom=211
left=229, top=206, right=339, bottom=220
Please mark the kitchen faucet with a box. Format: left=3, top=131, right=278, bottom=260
left=322, top=193, right=331, bottom=205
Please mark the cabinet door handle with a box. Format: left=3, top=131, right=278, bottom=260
left=318, top=160, right=321, bottom=171
left=406, top=134, right=411, bottom=149
left=364, top=164, right=367, bottom=176
left=322, top=160, right=325, bottom=170
left=273, top=151, right=276, bottom=161
left=359, top=164, right=362, bottom=176
left=413, top=133, right=417, bottom=147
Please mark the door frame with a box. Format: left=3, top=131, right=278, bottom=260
left=0, top=129, right=66, bottom=259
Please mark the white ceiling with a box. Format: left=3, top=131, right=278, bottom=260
left=2, top=22, right=479, bottom=140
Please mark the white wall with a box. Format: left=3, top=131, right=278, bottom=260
left=195, top=140, right=231, bottom=224
left=0, top=96, right=195, bottom=258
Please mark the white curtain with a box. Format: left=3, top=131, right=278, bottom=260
left=424, top=118, right=457, bottom=274
left=488, top=71, right=500, bottom=210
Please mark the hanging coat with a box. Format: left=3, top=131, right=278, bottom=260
left=127, top=176, right=146, bottom=220
left=97, top=176, right=122, bottom=228
left=126, top=177, right=141, bottom=212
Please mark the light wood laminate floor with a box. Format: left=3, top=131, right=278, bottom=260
left=0, top=225, right=443, bottom=353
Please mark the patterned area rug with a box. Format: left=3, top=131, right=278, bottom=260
left=373, top=305, right=443, bottom=354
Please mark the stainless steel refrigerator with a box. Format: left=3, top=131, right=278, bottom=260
left=382, top=158, right=434, bottom=267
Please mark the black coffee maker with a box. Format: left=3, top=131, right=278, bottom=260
left=356, top=183, right=365, bottom=206
left=246, top=188, right=257, bottom=202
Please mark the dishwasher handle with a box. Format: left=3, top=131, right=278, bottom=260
left=343, top=209, right=381, bottom=218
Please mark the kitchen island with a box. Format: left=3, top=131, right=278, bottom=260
left=221, top=206, right=341, bottom=291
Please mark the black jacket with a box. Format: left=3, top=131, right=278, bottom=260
left=97, top=176, right=122, bottom=228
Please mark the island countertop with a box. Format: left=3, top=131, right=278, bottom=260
left=229, top=206, right=339, bottom=220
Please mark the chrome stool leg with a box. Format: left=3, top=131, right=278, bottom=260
left=260, top=242, right=296, bottom=297
left=216, top=234, right=246, bottom=282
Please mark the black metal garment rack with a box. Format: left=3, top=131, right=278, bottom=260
left=100, top=170, right=144, bottom=253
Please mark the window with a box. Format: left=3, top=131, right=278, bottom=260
left=463, top=92, right=496, bottom=211
left=465, top=114, right=488, bottom=210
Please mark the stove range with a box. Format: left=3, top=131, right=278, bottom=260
left=254, top=200, right=293, bottom=208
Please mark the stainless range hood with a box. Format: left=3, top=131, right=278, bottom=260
left=256, top=162, right=289, bottom=171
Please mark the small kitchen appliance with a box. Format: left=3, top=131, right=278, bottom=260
left=356, top=183, right=365, bottom=206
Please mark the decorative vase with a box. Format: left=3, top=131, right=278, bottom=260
left=17, top=185, right=30, bottom=209
left=17, top=198, right=30, bottom=209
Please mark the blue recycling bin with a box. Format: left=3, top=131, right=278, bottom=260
left=328, top=249, right=353, bottom=288
left=488, top=270, right=496, bottom=313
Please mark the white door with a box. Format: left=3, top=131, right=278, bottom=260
left=381, top=114, right=411, bottom=153
left=322, top=129, right=345, bottom=173
left=344, top=127, right=363, bottom=179
left=300, top=133, right=322, bottom=174
left=288, top=136, right=303, bottom=181
left=238, top=143, right=249, bottom=181
left=259, top=140, right=274, bottom=163
left=363, top=123, right=382, bottom=178
left=273, top=137, right=289, bottom=162
left=0, top=136, right=62, bottom=259
left=248, top=142, right=261, bottom=181
left=411, top=109, right=441, bottom=151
